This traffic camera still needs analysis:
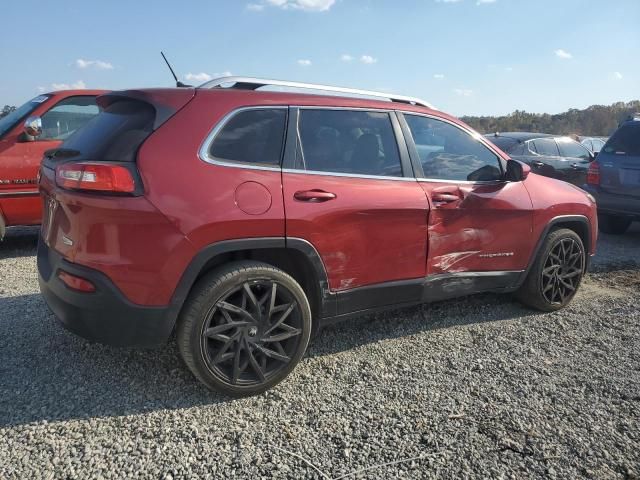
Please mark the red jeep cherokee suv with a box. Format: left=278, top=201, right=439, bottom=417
left=38, top=77, right=597, bottom=395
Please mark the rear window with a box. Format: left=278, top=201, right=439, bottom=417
left=486, top=136, right=517, bottom=153
left=208, top=108, right=287, bottom=166
left=602, top=123, right=640, bottom=157
left=61, top=99, right=155, bottom=162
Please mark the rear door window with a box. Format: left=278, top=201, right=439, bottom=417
left=296, top=109, right=403, bottom=177
left=208, top=108, right=287, bottom=166
left=532, top=138, right=560, bottom=156
left=557, top=138, right=591, bottom=160
left=602, top=123, right=640, bottom=157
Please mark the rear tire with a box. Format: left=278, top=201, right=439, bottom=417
left=515, top=228, right=585, bottom=312
left=598, top=214, right=631, bottom=235
left=176, top=261, right=312, bottom=396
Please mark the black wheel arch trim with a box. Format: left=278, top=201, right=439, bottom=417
left=517, top=214, right=592, bottom=287
left=166, top=237, right=335, bottom=332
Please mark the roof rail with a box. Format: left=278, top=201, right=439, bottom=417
left=198, top=76, right=434, bottom=109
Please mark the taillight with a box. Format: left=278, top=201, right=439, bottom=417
left=58, top=270, right=96, bottom=293
left=587, top=161, right=600, bottom=185
left=55, top=162, right=136, bottom=193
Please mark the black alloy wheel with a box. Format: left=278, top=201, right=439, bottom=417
left=515, top=228, right=586, bottom=312
left=201, top=279, right=304, bottom=386
left=540, top=237, right=584, bottom=305
left=177, top=261, right=312, bottom=396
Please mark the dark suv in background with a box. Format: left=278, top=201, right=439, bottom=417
left=584, top=115, right=640, bottom=234
left=486, top=132, right=594, bottom=187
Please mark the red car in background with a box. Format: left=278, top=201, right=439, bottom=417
left=0, top=90, right=105, bottom=238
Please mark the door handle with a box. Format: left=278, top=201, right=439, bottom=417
left=571, top=163, right=579, bottom=169
left=532, top=160, right=545, bottom=168
left=431, top=186, right=462, bottom=206
left=294, top=189, right=337, bottom=202
left=432, top=192, right=460, bottom=204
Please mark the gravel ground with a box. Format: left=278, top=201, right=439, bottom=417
left=1, top=224, right=639, bottom=479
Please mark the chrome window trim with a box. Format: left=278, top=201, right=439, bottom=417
left=292, top=106, right=408, bottom=180
left=198, top=105, right=288, bottom=172
left=414, top=177, right=505, bottom=185
left=295, top=105, right=395, bottom=113
left=282, top=168, right=417, bottom=182
left=400, top=111, right=508, bottom=185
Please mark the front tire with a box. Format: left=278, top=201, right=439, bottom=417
left=598, top=214, right=631, bottom=235
left=177, top=261, right=312, bottom=396
left=515, top=228, right=585, bottom=312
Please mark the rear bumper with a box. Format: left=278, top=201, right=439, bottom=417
left=37, top=237, right=174, bottom=347
left=584, top=185, right=640, bottom=218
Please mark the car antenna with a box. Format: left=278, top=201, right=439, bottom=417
left=161, top=51, right=192, bottom=88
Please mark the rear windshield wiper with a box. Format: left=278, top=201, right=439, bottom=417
left=44, top=148, right=81, bottom=159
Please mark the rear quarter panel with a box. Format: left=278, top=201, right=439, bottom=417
left=39, top=166, right=194, bottom=306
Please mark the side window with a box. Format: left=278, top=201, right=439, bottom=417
left=532, top=138, right=560, bottom=156
left=405, top=114, right=503, bottom=182
left=557, top=138, right=591, bottom=160
left=296, top=109, right=402, bottom=177
left=526, top=141, right=537, bottom=154
left=40, top=96, right=100, bottom=141
left=209, top=108, right=287, bottom=166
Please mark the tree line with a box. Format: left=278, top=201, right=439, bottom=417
left=1, top=105, right=16, bottom=118
left=3, top=100, right=639, bottom=136
left=462, top=100, right=640, bottom=137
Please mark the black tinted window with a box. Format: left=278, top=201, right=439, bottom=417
left=510, top=143, right=527, bottom=155
left=62, top=99, right=154, bottom=162
left=297, top=110, right=402, bottom=177
left=406, top=115, right=502, bottom=181
left=210, top=109, right=287, bottom=166
left=602, top=123, right=640, bottom=156
left=532, top=138, right=559, bottom=156
left=557, top=138, right=590, bottom=159
left=486, top=136, right=517, bottom=153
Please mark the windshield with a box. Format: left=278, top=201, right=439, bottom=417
left=0, top=95, right=50, bottom=139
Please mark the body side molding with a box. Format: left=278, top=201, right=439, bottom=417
left=328, top=270, right=524, bottom=322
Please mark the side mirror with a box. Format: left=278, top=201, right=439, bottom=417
left=591, top=151, right=597, bottom=161
left=23, top=116, right=42, bottom=138
left=505, top=159, right=530, bottom=181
